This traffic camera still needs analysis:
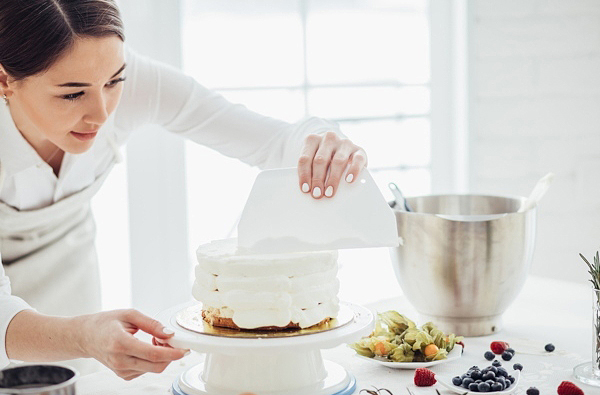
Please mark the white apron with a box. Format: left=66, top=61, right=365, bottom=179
left=0, top=142, right=120, bottom=375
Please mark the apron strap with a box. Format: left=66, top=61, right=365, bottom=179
left=0, top=159, right=5, bottom=193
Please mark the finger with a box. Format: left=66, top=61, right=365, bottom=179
left=123, top=373, right=144, bottom=381
left=324, top=140, right=354, bottom=198
left=125, top=336, right=187, bottom=362
left=125, top=356, right=171, bottom=374
left=153, top=337, right=173, bottom=348
left=122, top=309, right=174, bottom=340
left=117, top=370, right=142, bottom=381
left=345, top=149, right=368, bottom=183
left=298, top=134, right=321, bottom=193
left=311, top=132, right=338, bottom=199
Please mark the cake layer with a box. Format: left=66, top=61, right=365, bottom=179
left=193, top=280, right=340, bottom=310
left=202, top=309, right=333, bottom=330
left=203, top=300, right=340, bottom=329
left=195, top=265, right=338, bottom=293
left=196, top=238, right=338, bottom=278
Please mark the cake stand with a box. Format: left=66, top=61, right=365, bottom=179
left=157, top=301, right=374, bottom=395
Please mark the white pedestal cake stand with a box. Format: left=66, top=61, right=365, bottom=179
left=157, top=301, right=374, bottom=395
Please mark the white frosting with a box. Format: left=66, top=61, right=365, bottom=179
left=193, top=238, right=339, bottom=329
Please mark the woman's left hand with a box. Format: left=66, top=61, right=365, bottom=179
left=298, top=131, right=367, bottom=199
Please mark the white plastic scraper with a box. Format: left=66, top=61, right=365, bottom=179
left=237, top=167, right=399, bottom=254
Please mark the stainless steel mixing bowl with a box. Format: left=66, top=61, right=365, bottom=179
left=389, top=195, right=536, bottom=336
left=0, top=364, right=78, bottom=394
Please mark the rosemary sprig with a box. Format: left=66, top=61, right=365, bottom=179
left=581, top=251, right=600, bottom=369
left=580, top=251, right=600, bottom=290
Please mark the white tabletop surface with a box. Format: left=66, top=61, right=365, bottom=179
left=77, top=275, right=595, bottom=395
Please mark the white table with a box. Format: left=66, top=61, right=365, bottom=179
left=77, top=276, right=595, bottom=394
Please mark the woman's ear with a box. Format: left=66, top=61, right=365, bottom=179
left=0, top=65, right=13, bottom=97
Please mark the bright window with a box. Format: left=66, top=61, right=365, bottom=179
left=181, top=0, right=431, bottom=304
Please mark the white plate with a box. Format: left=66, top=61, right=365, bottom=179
left=437, top=370, right=520, bottom=395
left=355, top=344, right=463, bottom=369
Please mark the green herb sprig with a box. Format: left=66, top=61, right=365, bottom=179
left=580, top=251, right=600, bottom=290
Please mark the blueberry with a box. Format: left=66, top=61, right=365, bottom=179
left=507, top=375, right=515, bottom=383
left=482, top=371, right=495, bottom=381
left=492, top=360, right=502, bottom=367
left=545, top=343, right=555, bottom=352
left=478, top=382, right=491, bottom=392
left=497, top=377, right=507, bottom=388
left=484, top=351, right=495, bottom=361
left=452, top=376, right=463, bottom=386
left=462, top=378, right=474, bottom=388
left=501, top=351, right=513, bottom=361
left=489, top=366, right=498, bottom=374
left=491, top=382, right=503, bottom=391
left=497, top=367, right=508, bottom=377
left=469, top=382, right=480, bottom=392
left=513, top=363, right=523, bottom=371
left=526, top=387, right=540, bottom=395
left=485, top=379, right=495, bottom=386
left=471, top=365, right=480, bottom=370
left=471, top=370, right=482, bottom=380
left=506, top=347, right=515, bottom=355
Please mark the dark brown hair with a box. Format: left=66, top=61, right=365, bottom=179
left=0, top=0, right=124, bottom=80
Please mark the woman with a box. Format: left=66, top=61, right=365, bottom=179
left=0, top=0, right=367, bottom=381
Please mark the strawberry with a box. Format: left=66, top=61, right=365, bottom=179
left=490, top=341, right=509, bottom=355
left=557, top=381, right=584, bottom=395
left=414, top=368, right=436, bottom=387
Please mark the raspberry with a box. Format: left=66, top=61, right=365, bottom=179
left=490, top=341, right=509, bottom=354
left=414, top=368, right=436, bottom=387
left=557, top=381, right=584, bottom=395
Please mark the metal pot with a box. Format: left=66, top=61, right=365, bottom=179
left=0, top=365, right=78, bottom=395
left=389, top=194, right=536, bottom=336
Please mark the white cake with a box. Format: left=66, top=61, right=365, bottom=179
left=192, top=238, right=340, bottom=330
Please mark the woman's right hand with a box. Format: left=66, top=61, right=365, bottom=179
left=76, top=309, right=188, bottom=380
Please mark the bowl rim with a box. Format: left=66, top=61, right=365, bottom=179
left=390, top=193, right=532, bottom=217
left=0, top=363, right=79, bottom=393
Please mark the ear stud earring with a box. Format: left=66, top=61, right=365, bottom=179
left=2, top=93, right=7, bottom=105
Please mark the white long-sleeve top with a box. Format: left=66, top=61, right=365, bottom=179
left=0, top=48, right=340, bottom=366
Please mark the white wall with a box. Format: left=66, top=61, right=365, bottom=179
left=470, top=0, right=600, bottom=284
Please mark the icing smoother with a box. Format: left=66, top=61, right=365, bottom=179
left=193, top=238, right=340, bottom=329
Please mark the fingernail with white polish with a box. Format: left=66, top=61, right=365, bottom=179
left=325, top=186, right=333, bottom=197
left=312, top=187, right=321, bottom=198
left=302, top=183, right=309, bottom=193
left=346, top=173, right=354, bottom=183
left=184, top=350, right=191, bottom=357
left=163, top=328, right=174, bottom=335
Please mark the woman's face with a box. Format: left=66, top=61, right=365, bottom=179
left=2, top=35, right=125, bottom=154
